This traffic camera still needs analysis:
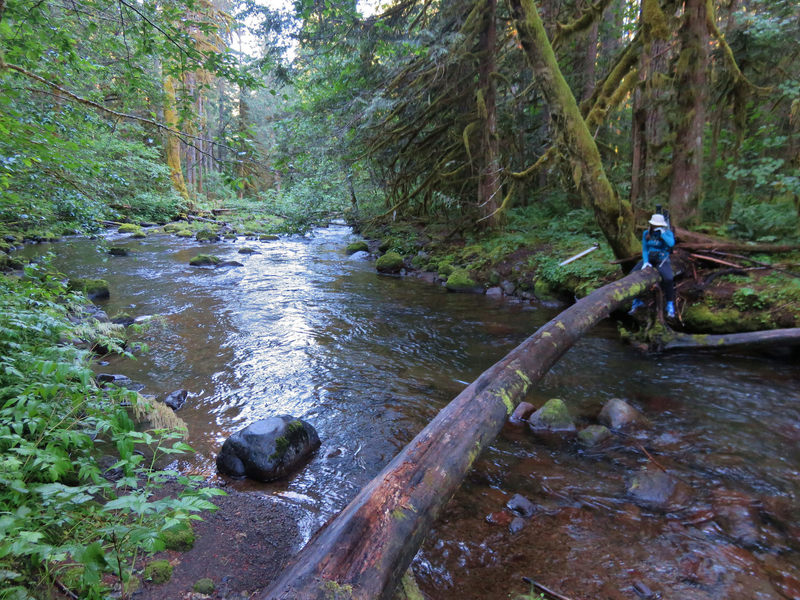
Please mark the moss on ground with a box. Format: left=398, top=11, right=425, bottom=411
left=162, top=522, right=195, bottom=551
left=143, top=560, right=173, bottom=584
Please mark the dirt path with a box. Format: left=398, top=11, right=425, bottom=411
left=134, top=486, right=302, bottom=600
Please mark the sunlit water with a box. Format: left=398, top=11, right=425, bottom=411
left=22, top=226, right=800, bottom=599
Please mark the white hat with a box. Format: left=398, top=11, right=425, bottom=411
left=649, top=213, right=668, bottom=227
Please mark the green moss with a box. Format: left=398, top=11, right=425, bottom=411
left=195, top=229, right=219, bottom=242
left=131, top=231, right=147, bottom=239
left=445, top=268, right=477, bottom=292
left=393, top=570, right=424, bottom=600
left=683, top=304, right=743, bottom=334
left=322, top=580, right=354, bottom=600
left=345, top=240, right=368, bottom=254
left=162, top=223, right=181, bottom=233
left=578, top=424, right=611, bottom=446
left=176, top=229, right=194, bottom=237
left=260, top=234, right=279, bottom=241
left=193, top=578, right=215, bottom=594
left=437, top=262, right=455, bottom=278
left=118, top=223, right=141, bottom=234
left=378, top=238, right=393, bottom=253
left=67, top=278, right=110, bottom=300
left=108, top=246, right=129, bottom=257
left=288, top=420, right=305, bottom=435
left=376, top=251, right=404, bottom=274
left=162, top=522, right=195, bottom=551
left=529, top=398, right=575, bottom=431
left=534, top=279, right=557, bottom=300
left=143, top=560, right=173, bottom=584
left=189, top=254, right=221, bottom=267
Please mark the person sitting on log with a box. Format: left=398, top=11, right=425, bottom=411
left=629, top=213, right=676, bottom=318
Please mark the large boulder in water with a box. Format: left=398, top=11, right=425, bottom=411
left=216, top=416, right=320, bottom=481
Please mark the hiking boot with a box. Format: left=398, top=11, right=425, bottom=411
left=628, top=299, right=644, bottom=315
left=666, top=301, right=676, bottom=318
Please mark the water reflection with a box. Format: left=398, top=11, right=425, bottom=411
left=22, top=226, right=800, bottom=600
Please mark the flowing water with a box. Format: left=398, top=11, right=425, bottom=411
left=22, top=225, right=800, bottom=599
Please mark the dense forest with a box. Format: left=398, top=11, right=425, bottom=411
left=1, top=0, right=799, bottom=598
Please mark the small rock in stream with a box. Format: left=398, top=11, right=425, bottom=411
left=510, top=401, right=535, bottom=424
left=598, top=398, right=651, bottom=431
left=163, top=389, right=189, bottom=411
left=527, top=398, right=576, bottom=433
left=485, top=510, right=513, bottom=527
left=506, top=493, right=537, bottom=518
left=578, top=424, right=612, bottom=447
left=710, top=488, right=762, bottom=548
left=626, top=468, right=692, bottom=511
left=509, top=517, right=525, bottom=534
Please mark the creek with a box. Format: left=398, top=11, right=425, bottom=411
left=22, top=224, right=800, bottom=599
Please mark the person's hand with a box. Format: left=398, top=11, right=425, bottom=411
left=643, top=261, right=652, bottom=269
left=651, top=229, right=661, bottom=238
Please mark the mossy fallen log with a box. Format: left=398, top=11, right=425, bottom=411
left=660, top=328, right=800, bottom=352
left=255, top=267, right=660, bottom=600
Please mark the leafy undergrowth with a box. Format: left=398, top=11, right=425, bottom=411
left=0, top=265, right=220, bottom=600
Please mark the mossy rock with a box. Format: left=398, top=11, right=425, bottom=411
left=162, top=223, right=182, bottom=233
left=528, top=399, right=575, bottom=432
left=68, top=278, right=110, bottom=300
left=193, top=578, right=215, bottom=594
left=176, top=229, right=194, bottom=238
left=376, top=251, right=404, bottom=274
left=108, top=247, right=129, bottom=257
left=260, top=234, right=280, bottom=241
left=131, top=231, right=147, bottom=239
left=445, top=269, right=479, bottom=293
left=437, top=262, right=455, bottom=278
left=118, top=224, right=141, bottom=234
left=196, top=229, right=220, bottom=242
left=346, top=240, right=369, bottom=254
left=162, top=522, right=195, bottom=551
left=238, top=246, right=259, bottom=255
left=223, top=232, right=237, bottom=240
left=189, top=254, right=221, bottom=267
left=143, top=560, right=172, bottom=584
left=578, top=424, right=612, bottom=447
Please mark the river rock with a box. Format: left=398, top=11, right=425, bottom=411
left=485, top=286, right=503, bottom=298
left=500, top=280, right=516, bottom=296
left=506, top=493, right=536, bottom=518
left=510, top=401, right=536, bottom=423
left=711, top=488, right=761, bottom=548
left=195, top=229, right=220, bottom=242
left=626, top=469, right=692, bottom=511
left=509, top=517, right=525, bottom=534
left=578, top=424, right=612, bottom=447
left=598, top=398, right=651, bottom=430
left=348, top=250, right=369, bottom=260
left=216, top=416, right=321, bottom=481
left=238, top=246, right=260, bottom=255
left=216, top=260, right=243, bottom=268
left=345, top=241, right=368, bottom=254
left=163, top=389, right=189, bottom=411
left=189, top=254, right=220, bottom=267
left=376, top=251, right=404, bottom=274
left=527, top=398, right=576, bottom=432
left=68, top=278, right=110, bottom=300
left=108, top=247, right=129, bottom=257
left=96, top=373, right=144, bottom=391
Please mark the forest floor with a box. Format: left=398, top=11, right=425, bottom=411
left=131, top=484, right=300, bottom=600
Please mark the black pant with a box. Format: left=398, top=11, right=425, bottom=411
left=633, top=255, right=674, bottom=302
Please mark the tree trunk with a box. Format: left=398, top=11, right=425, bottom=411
left=668, top=0, right=708, bottom=226
left=661, top=328, right=800, bottom=352
left=256, top=267, right=661, bottom=600
left=509, top=0, right=638, bottom=260
left=477, top=0, right=501, bottom=226
left=163, top=75, right=189, bottom=200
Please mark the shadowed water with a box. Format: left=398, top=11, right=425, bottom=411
left=23, top=225, right=800, bottom=599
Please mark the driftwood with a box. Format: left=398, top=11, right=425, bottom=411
left=256, top=267, right=661, bottom=600
left=661, top=328, right=800, bottom=352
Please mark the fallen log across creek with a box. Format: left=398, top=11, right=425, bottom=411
left=256, top=267, right=661, bottom=600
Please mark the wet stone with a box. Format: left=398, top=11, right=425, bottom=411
left=509, top=517, right=525, bottom=534
left=163, top=389, right=189, bottom=411
left=216, top=415, right=321, bottom=482
left=626, top=469, right=692, bottom=511
left=485, top=286, right=503, bottom=298
left=506, top=493, right=536, bottom=518
left=598, top=398, right=651, bottom=431
left=578, top=424, right=612, bottom=447
left=528, top=398, right=576, bottom=433
left=510, top=401, right=535, bottom=424
left=710, top=488, right=761, bottom=548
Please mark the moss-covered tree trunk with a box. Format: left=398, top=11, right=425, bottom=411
left=668, top=0, right=708, bottom=226
left=630, top=0, right=673, bottom=213
left=477, top=0, right=501, bottom=226
left=255, top=268, right=661, bottom=600
left=509, top=0, right=639, bottom=260
left=163, top=75, right=189, bottom=200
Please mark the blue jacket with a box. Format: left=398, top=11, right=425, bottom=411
left=642, top=228, right=674, bottom=265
